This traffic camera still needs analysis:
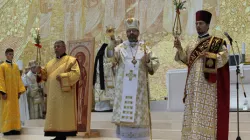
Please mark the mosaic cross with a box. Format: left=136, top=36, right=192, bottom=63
left=126, top=70, right=136, bottom=81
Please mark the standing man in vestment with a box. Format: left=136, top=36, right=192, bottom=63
left=111, top=18, right=160, bottom=140
left=0, top=48, right=26, bottom=135
left=93, top=26, right=122, bottom=112
left=174, top=10, right=230, bottom=140
left=36, top=40, right=80, bottom=140
left=25, top=60, right=44, bottom=119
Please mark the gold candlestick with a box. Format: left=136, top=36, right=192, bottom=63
left=172, top=0, right=186, bottom=37
left=34, top=27, right=42, bottom=65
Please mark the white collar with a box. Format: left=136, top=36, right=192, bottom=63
left=198, top=33, right=209, bottom=38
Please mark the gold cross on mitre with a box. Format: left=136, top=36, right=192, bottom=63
left=126, top=70, right=136, bottom=81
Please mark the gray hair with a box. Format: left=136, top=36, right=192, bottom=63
left=54, top=40, right=66, bottom=47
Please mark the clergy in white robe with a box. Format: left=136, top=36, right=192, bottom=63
left=111, top=18, right=160, bottom=140
left=93, top=43, right=115, bottom=111
left=25, top=60, right=44, bottom=119
left=19, top=67, right=30, bottom=126
left=93, top=26, right=123, bottom=112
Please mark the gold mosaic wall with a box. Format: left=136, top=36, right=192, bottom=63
left=0, top=0, right=249, bottom=100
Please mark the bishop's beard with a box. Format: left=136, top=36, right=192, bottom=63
left=128, top=34, right=138, bottom=43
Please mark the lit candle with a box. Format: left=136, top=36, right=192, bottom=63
left=35, top=28, right=40, bottom=34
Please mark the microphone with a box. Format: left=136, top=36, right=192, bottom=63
left=224, top=32, right=233, bottom=45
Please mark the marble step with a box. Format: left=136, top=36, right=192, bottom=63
left=24, top=112, right=250, bottom=131
left=93, top=121, right=250, bottom=131
left=21, top=127, right=250, bottom=140
left=24, top=119, right=250, bottom=131
left=25, top=112, right=250, bottom=124
left=91, top=112, right=250, bottom=121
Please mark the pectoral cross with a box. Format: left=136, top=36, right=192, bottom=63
left=126, top=70, right=136, bottom=81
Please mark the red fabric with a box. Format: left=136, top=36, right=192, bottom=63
left=176, top=9, right=180, bottom=15
left=196, top=10, right=212, bottom=24
left=36, top=75, right=42, bottom=83
left=216, top=62, right=230, bottom=140
left=35, top=44, right=42, bottom=48
left=208, top=73, right=217, bottom=83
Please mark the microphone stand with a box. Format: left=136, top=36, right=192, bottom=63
left=230, top=40, right=242, bottom=140
left=235, top=41, right=247, bottom=99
